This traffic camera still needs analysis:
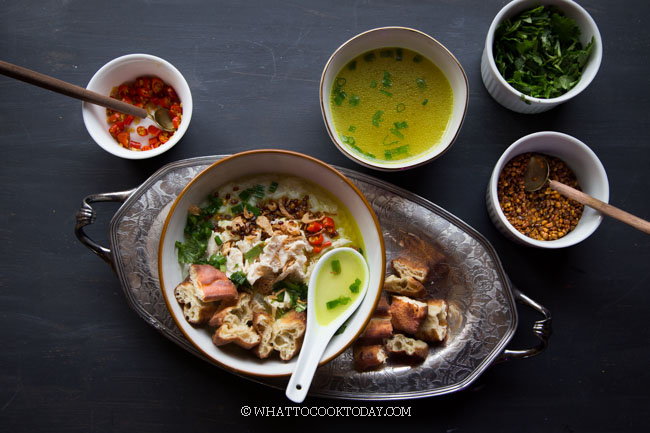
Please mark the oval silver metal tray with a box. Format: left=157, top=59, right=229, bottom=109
left=75, top=155, right=551, bottom=400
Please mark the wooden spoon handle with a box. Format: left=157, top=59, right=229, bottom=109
left=0, top=60, right=147, bottom=118
left=549, top=180, right=650, bottom=235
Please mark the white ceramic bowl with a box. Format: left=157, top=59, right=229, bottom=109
left=487, top=131, right=609, bottom=248
left=320, top=27, right=468, bottom=171
left=158, top=150, right=386, bottom=377
left=481, top=0, right=602, bottom=113
left=82, top=54, right=192, bottom=159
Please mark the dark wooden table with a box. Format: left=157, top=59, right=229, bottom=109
left=1, top=1, right=649, bottom=431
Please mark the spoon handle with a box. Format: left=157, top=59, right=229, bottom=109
left=285, top=328, right=328, bottom=403
left=550, top=180, right=650, bottom=235
left=0, top=60, right=147, bottom=118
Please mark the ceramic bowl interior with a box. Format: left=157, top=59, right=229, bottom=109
left=487, top=131, right=609, bottom=248
left=483, top=0, right=602, bottom=112
left=82, top=54, right=192, bottom=160
left=320, top=27, right=468, bottom=171
left=158, top=150, right=385, bottom=376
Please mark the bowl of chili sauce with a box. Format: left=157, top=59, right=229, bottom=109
left=82, top=54, right=192, bottom=159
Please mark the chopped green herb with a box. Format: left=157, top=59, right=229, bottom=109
left=336, top=77, right=347, bottom=87
left=206, top=253, right=226, bottom=268
left=364, top=51, right=376, bottom=62
left=395, top=48, right=403, bottom=61
left=333, top=90, right=347, bottom=106
left=390, top=128, right=404, bottom=139
left=382, top=70, right=392, bottom=88
left=219, top=264, right=226, bottom=272
left=244, top=243, right=264, bottom=261
left=369, top=80, right=377, bottom=88
left=379, top=89, right=392, bottom=97
left=230, top=271, right=249, bottom=287
left=334, top=323, right=347, bottom=335
left=422, top=98, right=428, bottom=105
left=372, top=110, right=384, bottom=127
left=394, top=121, right=408, bottom=129
left=175, top=239, right=207, bottom=264
left=380, top=49, right=393, bottom=58
left=382, top=134, right=399, bottom=146
left=384, top=144, right=410, bottom=160
left=364, top=152, right=376, bottom=159
left=230, top=203, right=243, bottom=214
left=348, top=94, right=360, bottom=106
left=493, top=5, right=594, bottom=98
left=295, top=302, right=306, bottom=313
left=348, top=60, right=357, bottom=71
left=331, top=259, right=341, bottom=274
left=326, top=296, right=351, bottom=310
left=348, top=125, right=356, bottom=132
left=214, top=235, right=223, bottom=246
left=238, top=189, right=251, bottom=202
left=349, top=278, right=362, bottom=293
left=341, top=134, right=356, bottom=145
left=396, top=103, right=405, bottom=113
left=245, top=203, right=261, bottom=216
left=269, top=181, right=278, bottom=193
left=413, top=54, right=423, bottom=63
left=276, top=290, right=285, bottom=302
left=416, top=77, right=427, bottom=89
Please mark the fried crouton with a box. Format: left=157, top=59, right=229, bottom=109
left=415, top=299, right=448, bottom=342
left=392, top=257, right=429, bottom=283
left=353, top=344, right=387, bottom=371
left=174, top=277, right=218, bottom=325
left=211, top=293, right=261, bottom=349
left=390, top=295, right=428, bottom=335
left=189, top=264, right=238, bottom=302
left=272, top=310, right=306, bottom=361
left=358, top=316, right=393, bottom=343
left=253, top=312, right=275, bottom=359
left=385, top=334, right=429, bottom=363
left=383, top=274, right=426, bottom=298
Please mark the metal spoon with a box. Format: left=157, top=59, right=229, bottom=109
left=524, top=154, right=650, bottom=235
left=285, top=247, right=369, bottom=403
left=0, top=60, right=174, bottom=131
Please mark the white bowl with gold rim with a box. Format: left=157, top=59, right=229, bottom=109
left=320, top=27, right=468, bottom=171
left=158, top=150, right=385, bottom=377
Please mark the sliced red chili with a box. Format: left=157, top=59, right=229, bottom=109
left=137, top=87, right=152, bottom=99
left=117, top=132, right=130, bottom=148
left=148, top=137, right=159, bottom=147
left=306, top=222, right=323, bottom=233
left=172, top=116, right=181, bottom=130
left=117, top=84, right=130, bottom=98
left=322, top=217, right=335, bottom=229
left=151, top=77, right=164, bottom=94
left=164, top=85, right=178, bottom=100
left=148, top=125, right=161, bottom=136
left=169, top=104, right=182, bottom=117
left=136, top=126, right=147, bottom=136
left=123, top=115, right=134, bottom=126
left=108, top=121, right=124, bottom=136
left=158, top=133, right=170, bottom=143
left=142, top=145, right=152, bottom=151
left=107, top=113, right=122, bottom=124
left=130, top=141, right=142, bottom=149
left=308, top=234, right=324, bottom=246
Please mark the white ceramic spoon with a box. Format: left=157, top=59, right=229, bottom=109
left=285, top=247, right=369, bottom=403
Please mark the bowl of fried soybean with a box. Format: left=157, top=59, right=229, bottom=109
left=481, top=0, right=602, bottom=113
left=320, top=27, right=468, bottom=171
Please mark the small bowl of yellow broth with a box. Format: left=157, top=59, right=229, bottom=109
left=320, top=27, right=468, bottom=171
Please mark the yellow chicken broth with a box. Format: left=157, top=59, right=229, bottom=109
left=330, top=47, right=453, bottom=164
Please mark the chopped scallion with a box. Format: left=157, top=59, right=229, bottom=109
left=396, top=103, right=406, bottom=113
left=244, top=243, right=264, bottom=261
left=379, top=89, right=392, bottom=97
left=269, top=181, right=278, bottom=193
left=331, top=259, right=341, bottom=274
left=349, top=278, right=362, bottom=293
left=390, top=128, right=404, bottom=139
left=348, top=94, right=360, bottom=106
left=422, top=98, right=428, bottom=105
left=348, top=61, right=357, bottom=71
left=416, top=77, right=427, bottom=89
left=380, top=49, right=393, bottom=58
left=382, top=70, right=392, bottom=88
left=394, top=121, right=408, bottom=129
left=348, top=125, right=356, bottom=132
left=413, top=54, right=423, bottom=63
left=372, top=110, right=383, bottom=127
left=231, top=203, right=243, bottom=214
left=395, top=48, right=403, bottom=61
left=364, top=51, right=376, bottom=62
left=214, top=235, right=223, bottom=246
left=326, top=296, right=351, bottom=310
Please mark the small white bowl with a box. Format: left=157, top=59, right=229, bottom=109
left=481, top=0, right=602, bottom=113
left=158, top=150, right=386, bottom=377
left=486, top=131, right=609, bottom=248
left=82, top=54, right=192, bottom=159
left=320, top=27, right=468, bottom=171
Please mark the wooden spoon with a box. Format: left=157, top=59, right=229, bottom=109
left=0, top=60, right=174, bottom=131
left=524, top=155, right=650, bottom=235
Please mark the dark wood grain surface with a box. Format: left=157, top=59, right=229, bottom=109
left=1, top=1, right=649, bottom=431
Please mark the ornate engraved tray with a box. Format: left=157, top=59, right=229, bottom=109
left=75, top=155, right=551, bottom=400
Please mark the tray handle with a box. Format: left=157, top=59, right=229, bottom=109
left=74, top=189, right=135, bottom=268
left=494, top=288, right=552, bottom=363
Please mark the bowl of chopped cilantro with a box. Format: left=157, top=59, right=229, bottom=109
left=481, top=0, right=602, bottom=113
